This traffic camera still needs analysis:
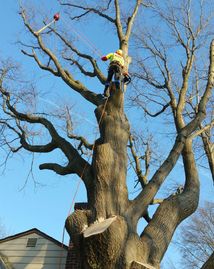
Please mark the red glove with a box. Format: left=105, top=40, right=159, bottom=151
left=123, top=71, right=129, bottom=76
left=101, top=56, right=108, bottom=61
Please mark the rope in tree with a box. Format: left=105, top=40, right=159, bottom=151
left=58, top=96, right=109, bottom=268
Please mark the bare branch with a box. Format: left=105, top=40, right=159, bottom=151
left=0, top=120, right=21, bottom=138
left=151, top=199, right=164, bottom=205
left=66, top=107, right=93, bottom=150
left=59, top=1, right=115, bottom=23
left=130, top=39, right=214, bottom=221
left=176, top=52, right=195, bottom=129
left=53, top=29, right=106, bottom=84
left=0, top=88, right=93, bottom=184
left=65, top=56, right=96, bottom=78
left=68, top=134, right=94, bottom=151
left=136, top=99, right=170, bottom=118
left=190, top=121, right=214, bottom=139
left=128, top=134, right=148, bottom=187
left=114, top=0, right=124, bottom=42
left=39, top=162, right=76, bottom=175
left=125, top=0, right=142, bottom=39
left=20, top=136, right=57, bottom=153
left=21, top=49, right=60, bottom=76
left=20, top=10, right=104, bottom=106
left=198, top=123, right=214, bottom=182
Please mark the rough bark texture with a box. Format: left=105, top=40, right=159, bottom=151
left=63, top=69, right=212, bottom=268
left=201, top=252, right=214, bottom=269
left=65, top=84, right=154, bottom=269
left=131, top=261, right=156, bottom=269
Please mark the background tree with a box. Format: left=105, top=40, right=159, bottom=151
left=0, top=1, right=213, bottom=268
left=130, top=0, right=214, bottom=182
left=174, top=202, right=214, bottom=269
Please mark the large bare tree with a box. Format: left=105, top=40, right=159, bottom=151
left=0, top=1, right=213, bottom=268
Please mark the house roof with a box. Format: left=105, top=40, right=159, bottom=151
left=0, top=228, right=68, bottom=250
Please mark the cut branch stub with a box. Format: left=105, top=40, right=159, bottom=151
left=65, top=209, right=89, bottom=247
left=131, top=261, right=157, bottom=269
left=83, top=216, right=117, bottom=238
left=83, top=216, right=128, bottom=269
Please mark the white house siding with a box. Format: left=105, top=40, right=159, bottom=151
left=0, top=232, right=67, bottom=269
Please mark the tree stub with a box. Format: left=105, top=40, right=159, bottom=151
left=131, top=261, right=157, bottom=269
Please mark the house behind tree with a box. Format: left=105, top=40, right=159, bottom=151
left=0, top=228, right=68, bottom=269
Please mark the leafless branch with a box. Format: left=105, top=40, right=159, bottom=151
left=0, top=88, right=93, bottom=184
left=147, top=103, right=170, bottom=117
left=66, top=106, right=94, bottom=150
left=21, top=49, right=60, bottom=76
left=59, top=1, right=115, bottom=23
left=128, top=134, right=148, bottom=187
left=53, top=29, right=106, bottom=84
left=20, top=9, right=104, bottom=106
left=114, top=0, right=124, bottom=42
left=125, top=1, right=143, bottom=40
left=131, top=39, right=214, bottom=221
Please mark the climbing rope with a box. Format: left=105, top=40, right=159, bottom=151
left=66, top=96, right=109, bottom=216
left=68, top=23, right=103, bottom=59
left=58, top=96, right=109, bottom=269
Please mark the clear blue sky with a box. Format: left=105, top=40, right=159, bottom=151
left=0, top=1, right=213, bottom=268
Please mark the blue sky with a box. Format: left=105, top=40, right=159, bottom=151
left=0, top=0, right=86, bottom=244
left=0, top=1, right=213, bottom=268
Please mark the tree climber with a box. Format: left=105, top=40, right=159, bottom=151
left=101, top=49, right=130, bottom=97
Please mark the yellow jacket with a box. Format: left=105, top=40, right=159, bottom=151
left=105, top=52, right=124, bottom=67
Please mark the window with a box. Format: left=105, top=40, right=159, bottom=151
left=26, top=238, right=37, bottom=247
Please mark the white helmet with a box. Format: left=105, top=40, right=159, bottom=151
left=116, top=49, right=123, bottom=56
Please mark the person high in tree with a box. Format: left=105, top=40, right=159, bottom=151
left=101, top=49, right=130, bottom=97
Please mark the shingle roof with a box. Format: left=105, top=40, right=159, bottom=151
left=0, top=228, right=68, bottom=250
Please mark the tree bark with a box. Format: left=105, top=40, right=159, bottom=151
left=64, top=78, right=205, bottom=268
left=201, top=252, right=214, bottom=269
left=65, top=84, right=156, bottom=268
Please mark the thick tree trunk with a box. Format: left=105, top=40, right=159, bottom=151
left=65, top=84, right=155, bottom=269
left=65, top=85, right=200, bottom=269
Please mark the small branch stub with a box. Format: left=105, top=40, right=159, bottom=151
left=131, top=261, right=157, bottom=269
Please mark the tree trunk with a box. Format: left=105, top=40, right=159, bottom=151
left=201, top=252, right=214, bottom=269
left=65, top=84, right=157, bottom=269
left=65, top=84, right=200, bottom=269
